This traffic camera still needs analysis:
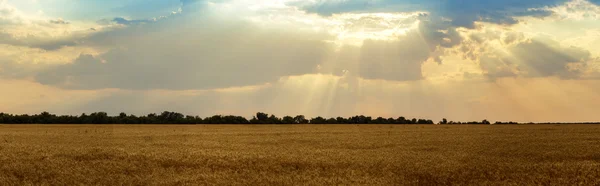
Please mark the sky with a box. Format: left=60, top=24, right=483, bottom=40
left=1, top=0, right=600, bottom=122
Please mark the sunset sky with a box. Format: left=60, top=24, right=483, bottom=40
left=1, top=0, right=600, bottom=122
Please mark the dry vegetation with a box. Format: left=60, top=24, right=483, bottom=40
left=1, top=124, right=599, bottom=185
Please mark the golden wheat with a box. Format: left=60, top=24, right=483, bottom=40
left=0, top=124, right=599, bottom=185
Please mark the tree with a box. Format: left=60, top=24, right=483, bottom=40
left=373, top=117, right=387, bottom=124
left=349, top=115, right=371, bottom=124
left=256, top=112, right=269, bottom=121
left=397, top=117, right=407, bottom=124
left=294, top=115, right=308, bottom=124
left=37, top=111, right=54, bottom=123
left=89, top=112, right=109, bottom=124
left=268, top=114, right=281, bottom=124
left=387, top=117, right=396, bottom=124
left=310, top=116, right=327, bottom=124
left=205, top=115, right=223, bottom=124
left=282, top=116, right=295, bottom=124
left=0, top=111, right=461, bottom=125
left=185, top=115, right=197, bottom=124
left=336, top=117, right=348, bottom=124
left=251, top=112, right=270, bottom=124
left=0, top=113, right=7, bottom=123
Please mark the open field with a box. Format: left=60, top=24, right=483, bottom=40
left=1, top=124, right=600, bottom=185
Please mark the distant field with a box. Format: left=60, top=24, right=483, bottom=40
left=1, top=124, right=599, bottom=185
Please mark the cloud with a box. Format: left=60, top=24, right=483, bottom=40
left=0, top=60, right=42, bottom=79
left=0, top=1, right=98, bottom=50
left=0, top=31, right=81, bottom=50
left=5, top=1, right=453, bottom=90
left=49, top=18, right=69, bottom=24
left=0, top=0, right=193, bottom=51
left=4, top=0, right=600, bottom=92
left=480, top=38, right=592, bottom=79
left=355, top=30, right=431, bottom=81
left=34, top=13, right=332, bottom=90
left=290, top=0, right=600, bottom=28
left=110, top=17, right=153, bottom=25
left=31, top=2, right=460, bottom=90
left=0, top=0, right=22, bottom=25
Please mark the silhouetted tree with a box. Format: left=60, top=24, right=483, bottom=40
left=397, top=117, right=407, bottom=124
left=251, top=112, right=270, bottom=124
left=326, top=118, right=337, bottom=124
left=374, top=117, right=387, bottom=124
left=256, top=112, right=269, bottom=121
left=336, top=117, right=347, bottom=124
left=294, top=115, right=309, bottom=124
left=0, top=111, right=514, bottom=125
left=387, top=117, right=396, bottom=124
left=309, top=116, right=326, bottom=124
left=282, top=116, right=295, bottom=124
left=268, top=115, right=281, bottom=124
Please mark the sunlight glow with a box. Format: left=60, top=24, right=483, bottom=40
left=328, top=13, right=423, bottom=46
left=238, top=0, right=425, bottom=47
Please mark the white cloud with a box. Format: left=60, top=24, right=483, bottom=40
left=228, top=0, right=426, bottom=46
left=0, top=0, right=112, bottom=50
left=538, top=0, right=600, bottom=20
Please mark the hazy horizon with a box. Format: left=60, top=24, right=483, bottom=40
left=1, top=0, right=600, bottom=123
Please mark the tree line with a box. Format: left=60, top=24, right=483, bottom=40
left=0, top=111, right=504, bottom=124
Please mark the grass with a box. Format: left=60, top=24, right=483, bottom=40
left=0, top=124, right=599, bottom=185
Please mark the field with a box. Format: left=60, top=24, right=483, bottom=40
left=1, top=124, right=599, bottom=185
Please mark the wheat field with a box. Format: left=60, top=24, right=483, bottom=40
left=0, top=124, right=599, bottom=185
